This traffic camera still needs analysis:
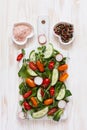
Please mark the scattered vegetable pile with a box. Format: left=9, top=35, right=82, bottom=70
left=17, top=43, right=72, bottom=121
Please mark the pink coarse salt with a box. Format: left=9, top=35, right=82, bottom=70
left=13, top=23, right=33, bottom=42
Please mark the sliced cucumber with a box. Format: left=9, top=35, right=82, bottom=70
left=56, top=84, right=66, bottom=100
left=29, top=50, right=36, bottom=61
left=37, top=88, right=43, bottom=102
left=44, top=43, right=53, bottom=59
left=32, top=107, right=48, bottom=119
left=51, top=68, right=59, bottom=86
left=27, top=67, right=37, bottom=76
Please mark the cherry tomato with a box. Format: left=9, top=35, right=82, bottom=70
left=44, top=98, right=53, bottom=105
left=29, top=62, right=37, bottom=71
left=49, top=86, right=55, bottom=96
left=47, top=108, right=57, bottom=115
left=42, top=78, right=50, bottom=88
left=48, top=61, right=55, bottom=70
left=23, top=90, right=32, bottom=98
left=17, top=53, right=23, bottom=61
left=23, top=101, right=32, bottom=110
left=36, top=61, right=44, bottom=72
left=40, top=89, right=44, bottom=97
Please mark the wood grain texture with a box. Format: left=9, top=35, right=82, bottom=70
left=0, top=0, right=87, bottom=130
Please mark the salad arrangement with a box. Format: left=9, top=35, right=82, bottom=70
left=17, top=43, right=72, bottom=121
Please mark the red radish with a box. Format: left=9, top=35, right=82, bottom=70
left=49, top=86, right=55, bottom=96
left=17, top=53, right=23, bottom=61
left=18, top=111, right=26, bottom=119
left=56, top=53, right=63, bottom=62
left=23, top=90, right=32, bottom=98
left=29, top=62, right=37, bottom=71
left=34, top=77, right=43, bottom=85
left=23, top=101, right=32, bottom=110
left=38, top=34, right=47, bottom=45
left=48, top=61, right=55, bottom=70
left=42, top=78, right=50, bottom=88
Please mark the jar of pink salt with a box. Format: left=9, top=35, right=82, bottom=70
left=12, top=22, right=34, bottom=45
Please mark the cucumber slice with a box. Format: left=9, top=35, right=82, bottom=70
left=32, top=107, right=48, bottom=119
left=29, top=50, right=36, bottom=61
left=44, top=43, right=53, bottom=59
left=37, top=88, right=43, bottom=102
left=27, top=67, right=37, bottom=76
left=56, top=85, right=66, bottom=100
left=51, top=68, right=59, bottom=86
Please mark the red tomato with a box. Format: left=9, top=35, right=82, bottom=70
left=29, top=62, right=37, bottom=71
left=47, top=108, right=57, bottom=115
left=48, top=61, right=55, bottom=70
left=23, top=101, right=32, bottom=110
left=49, top=86, right=55, bottom=96
left=40, top=89, right=44, bottom=97
left=17, top=53, right=23, bottom=61
left=23, top=90, right=32, bottom=98
left=42, top=78, right=50, bottom=88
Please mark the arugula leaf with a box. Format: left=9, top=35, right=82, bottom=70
left=65, top=90, right=72, bottom=98
left=19, top=82, right=30, bottom=95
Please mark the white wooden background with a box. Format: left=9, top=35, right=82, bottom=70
left=0, top=0, right=87, bottom=130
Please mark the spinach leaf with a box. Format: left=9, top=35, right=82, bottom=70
left=65, top=90, right=72, bottom=98
left=18, top=64, right=30, bottom=78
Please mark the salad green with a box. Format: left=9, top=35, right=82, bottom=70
left=17, top=43, right=72, bottom=121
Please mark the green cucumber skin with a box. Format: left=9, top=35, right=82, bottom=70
left=29, top=50, right=36, bottom=61
left=56, top=85, right=66, bottom=100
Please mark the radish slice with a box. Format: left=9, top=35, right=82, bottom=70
left=38, top=34, right=47, bottom=44
left=58, top=100, right=66, bottom=109
left=34, top=77, right=43, bottom=85
left=18, top=111, right=26, bottom=119
left=56, top=54, right=63, bottom=62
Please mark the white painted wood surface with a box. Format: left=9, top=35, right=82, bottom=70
left=0, top=0, right=87, bottom=130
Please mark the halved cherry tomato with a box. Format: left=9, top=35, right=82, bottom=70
left=17, top=53, right=23, bottom=61
left=49, top=86, right=55, bottom=96
left=23, top=90, right=32, bottom=98
left=31, top=97, right=38, bottom=107
left=59, top=72, right=69, bottom=82
left=29, top=62, right=37, bottom=71
left=26, top=78, right=36, bottom=88
left=58, top=64, right=68, bottom=71
left=36, top=61, right=44, bottom=72
left=47, top=107, right=58, bottom=115
left=44, top=98, right=53, bottom=105
left=23, top=101, right=32, bottom=110
left=42, top=78, right=50, bottom=88
left=48, top=61, right=55, bottom=70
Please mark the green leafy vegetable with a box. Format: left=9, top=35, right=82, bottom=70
left=53, top=109, right=63, bottom=121
left=18, top=65, right=30, bottom=78
left=65, top=90, right=72, bottom=98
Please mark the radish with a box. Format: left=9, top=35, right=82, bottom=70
left=58, top=100, right=66, bottom=109
left=38, top=34, right=47, bottom=45
left=56, top=53, right=63, bottom=62
left=18, top=111, right=26, bottom=119
left=34, top=77, right=43, bottom=85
